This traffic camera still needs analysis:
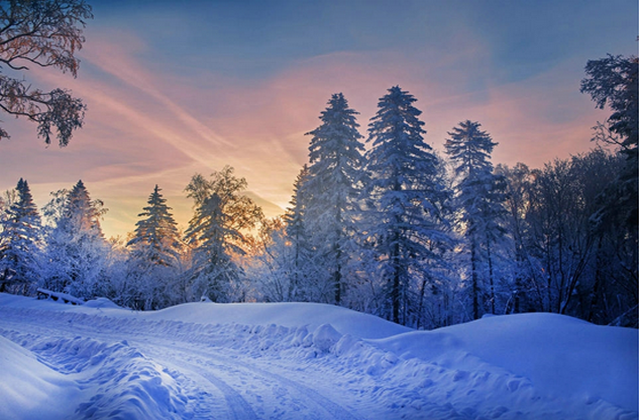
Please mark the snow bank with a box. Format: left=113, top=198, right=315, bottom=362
left=147, top=301, right=412, bottom=339
left=0, top=336, right=79, bottom=420
left=1, top=332, right=192, bottom=420
left=83, top=297, right=121, bottom=309
left=372, top=312, right=639, bottom=412
left=0, top=293, right=409, bottom=339
left=459, top=313, right=638, bottom=411
left=0, top=293, right=637, bottom=419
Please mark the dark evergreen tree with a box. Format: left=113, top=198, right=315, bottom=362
left=364, top=86, right=453, bottom=325
left=581, top=55, right=638, bottom=166
left=445, top=120, right=506, bottom=319
left=581, top=55, right=638, bottom=228
left=0, top=179, right=42, bottom=295
left=304, top=93, right=366, bottom=304
left=580, top=54, right=638, bottom=326
left=524, top=151, right=634, bottom=321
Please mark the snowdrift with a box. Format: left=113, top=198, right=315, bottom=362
left=0, top=336, right=78, bottom=420
left=374, top=313, right=638, bottom=414
left=0, top=293, right=637, bottom=419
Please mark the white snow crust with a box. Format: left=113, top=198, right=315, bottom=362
left=0, top=292, right=637, bottom=419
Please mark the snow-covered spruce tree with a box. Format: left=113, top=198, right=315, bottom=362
left=364, top=86, right=453, bottom=326
left=40, top=180, right=109, bottom=299
left=303, top=93, right=366, bottom=305
left=249, top=166, right=325, bottom=304
left=184, top=166, right=263, bottom=302
left=0, top=193, right=5, bottom=220
left=126, top=185, right=182, bottom=309
left=0, top=179, right=42, bottom=295
left=445, top=120, right=507, bottom=319
left=281, top=165, right=320, bottom=301
left=129, top=185, right=180, bottom=266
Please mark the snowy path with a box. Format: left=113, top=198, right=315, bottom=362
left=161, top=357, right=259, bottom=420
left=147, top=345, right=362, bottom=420
left=0, top=296, right=637, bottom=420
left=0, top=306, right=376, bottom=419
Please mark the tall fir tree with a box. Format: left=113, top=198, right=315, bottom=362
left=304, top=93, right=366, bottom=304
left=364, top=86, right=453, bottom=325
left=445, top=120, right=506, bottom=319
left=64, top=180, right=104, bottom=236
left=125, top=185, right=182, bottom=309
left=284, top=166, right=310, bottom=247
left=283, top=165, right=316, bottom=300
left=128, top=185, right=180, bottom=267
left=0, top=179, right=42, bottom=295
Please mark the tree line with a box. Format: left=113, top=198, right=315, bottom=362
left=0, top=54, right=637, bottom=328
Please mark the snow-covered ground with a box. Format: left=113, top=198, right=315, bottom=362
left=0, top=293, right=637, bottom=420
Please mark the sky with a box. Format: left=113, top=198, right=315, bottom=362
left=0, top=0, right=637, bottom=238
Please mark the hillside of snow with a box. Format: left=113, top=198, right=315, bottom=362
left=0, top=293, right=637, bottom=419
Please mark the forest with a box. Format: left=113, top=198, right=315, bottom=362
left=0, top=55, right=637, bottom=330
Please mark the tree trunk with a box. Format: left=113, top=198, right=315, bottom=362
left=588, top=235, right=603, bottom=323
left=290, top=232, right=300, bottom=300
left=333, top=222, right=342, bottom=305
left=417, top=274, right=428, bottom=329
left=392, top=238, right=400, bottom=324
left=486, top=235, right=495, bottom=314
left=471, top=237, right=480, bottom=320
left=334, top=252, right=342, bottom=305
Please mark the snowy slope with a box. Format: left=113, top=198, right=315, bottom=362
left=0, top=336, right=79, bottom=420
left=0, top=293, right=637, bottom=419
left=376, top=313, right=637, bottom=410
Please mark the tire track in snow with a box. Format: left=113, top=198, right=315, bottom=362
left=168, top=359, right=258, bottom=420
left=0, top=324, right=254, bottom=420
left=0, top=309, right=361, bottom=419
left=146, top=342, right=363, bottom=420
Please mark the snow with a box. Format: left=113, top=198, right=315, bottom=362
left=0, top=292, right=637, bottom=419
left=147, top=301, right=412, bottom=339
left=0, top=336, right=79, bottom=420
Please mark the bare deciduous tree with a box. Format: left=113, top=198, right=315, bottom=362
left=0, top=0, right=92, bottom=146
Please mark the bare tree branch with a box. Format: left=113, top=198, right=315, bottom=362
left=0, top=0, right=92, bottom=146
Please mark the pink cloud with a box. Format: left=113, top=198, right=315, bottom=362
left=0, top=28, right=610, bottom=238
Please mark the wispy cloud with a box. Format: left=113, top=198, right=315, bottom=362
left=80, top=32, right=235, bottom=150
left=0, top=28, right=609, bottom=238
